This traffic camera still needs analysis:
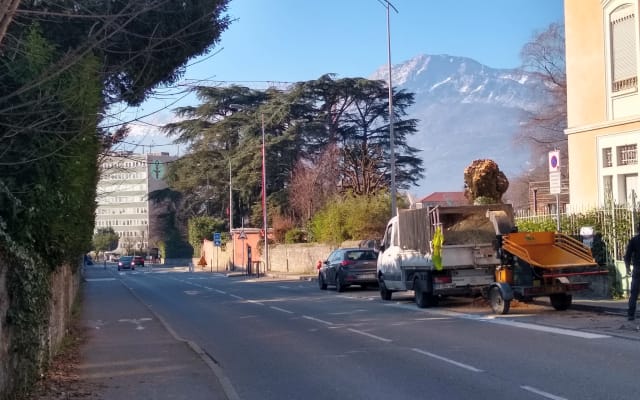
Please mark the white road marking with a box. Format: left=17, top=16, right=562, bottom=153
left=521, top=385, right=568, bottom=400
left=329, top=310, right=367, bottom=315
left=85, top=278, right=116, bottom=282
left=278, top=285, right=290, bottom=289
left=347, top=328, right=392, bottom=342
left=270, top=306, right=294, bottom=314
left=118, top=318, right=152, bottom=330
left=486, top=318, right=610, bottom=339
left=302, top=315, right=334, bottom=325
left=248, top=300, right=265, bottom=306
left=412, top=348, right=483, bottom=372
left=390, top=303, right=610, bottom=339
left=230, top=294, right=244, bottom=300
left=184, top=290, right=200, bottom=295
left=215, top=289, right=227, bottom=294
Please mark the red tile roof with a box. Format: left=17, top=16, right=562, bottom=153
left=419, top=191, right=467, bottom=205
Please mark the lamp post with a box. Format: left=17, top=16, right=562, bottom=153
left=261, top=113, right=269, bottom=273
left=228, top=103, right=269, bottom=273
left=378, top=0, right=398, bottom=217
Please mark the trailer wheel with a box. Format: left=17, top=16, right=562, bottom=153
left=414, top=278, right=437, bottom=308
left=318, top=273, right=327, bottom=290
left=490, top=286, right=510, bottom=315
left=550, top=293, right=572, bottom=311
left=379, top=280, right=392, bottom=301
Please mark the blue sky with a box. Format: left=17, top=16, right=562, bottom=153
left=115, top=0, right=564, bottom=153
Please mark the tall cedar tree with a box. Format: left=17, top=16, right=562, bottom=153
left=162, top=75, right=424, bottom=227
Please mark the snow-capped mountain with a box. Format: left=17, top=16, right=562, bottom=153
left=371, top=54, right=551, bottom=196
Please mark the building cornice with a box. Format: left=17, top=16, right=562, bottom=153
left=565, top=115, right=640, bottom=135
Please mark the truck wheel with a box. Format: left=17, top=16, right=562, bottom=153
left=490, top=286, right=510, bottom=315
left=318, top=273, right=327, bottom=290
left=550, top=293, right=572, bottom=311
left=336, top=276, right=345, bottom=292
left=414, top=278, right=437, bottom=308
left=379, top=280, right=392, bottom=301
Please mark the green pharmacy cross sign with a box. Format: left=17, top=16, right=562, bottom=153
left=151, top=160, right=165, bottom=180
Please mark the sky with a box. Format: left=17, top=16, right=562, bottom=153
left=113, top=0, right=564, bottom=154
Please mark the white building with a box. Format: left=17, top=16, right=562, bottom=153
left=95, top=151, right=176, bottom=254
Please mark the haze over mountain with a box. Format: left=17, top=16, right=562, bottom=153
left=371, top=54, right=551, bottom=198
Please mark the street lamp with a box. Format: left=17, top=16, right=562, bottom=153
left=378, top=0, right=398, bottom=217
left=261, top=113, right=269, bottom=273
left=228, top=103, right=269, bottom=273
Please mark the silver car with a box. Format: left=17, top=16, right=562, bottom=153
left=318, top=248, right=379, bottom=292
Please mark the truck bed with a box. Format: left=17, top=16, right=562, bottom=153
left=502, top=232, right=597, bottom=269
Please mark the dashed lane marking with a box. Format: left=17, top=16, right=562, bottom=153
left=270, top=306, right=294, bottom=314
left=412, top=348, right=483, bottom=373
left=521, top=385, right=568, bottom=400
left=302, top=315, right=334, bottom=325
left=347, top=328, right=392, bottom=342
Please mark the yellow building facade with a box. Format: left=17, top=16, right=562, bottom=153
left=565, top=0, right=640, bottom=209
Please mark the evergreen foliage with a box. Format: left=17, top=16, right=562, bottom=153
left=162, top=75, right=424, bottom=233
left=188, top=216, right=226, bottom=257
left=0, top=2, right=231, bottom=397
left=92, top=228, right=120, bottom=253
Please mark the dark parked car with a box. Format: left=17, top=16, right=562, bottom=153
left=117, top=256, right=136, bottom=271
left=132, top=256, right=145, bottom=267
left=318, top=248, right=379, bottom=292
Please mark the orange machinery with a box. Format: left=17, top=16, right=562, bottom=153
left=491, top=231, right=606, bottom=313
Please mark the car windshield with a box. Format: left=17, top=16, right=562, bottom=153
left=120, top=257, right=133, bottom=262
left=345, top=251, right=377, bottom=261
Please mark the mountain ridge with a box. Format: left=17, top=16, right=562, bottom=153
left=371, top=53, right=549, bottom=196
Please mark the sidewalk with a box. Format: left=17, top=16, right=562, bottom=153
left=78, top=265, right=232, bottom=400
left=536, top=296, right=630, bottom=315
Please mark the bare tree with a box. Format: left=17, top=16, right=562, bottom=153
left=0, top=0, right=20, bottom=46
left=288, top=144, right=340, bottom=222
left=510, top=22, right=567, bottom=206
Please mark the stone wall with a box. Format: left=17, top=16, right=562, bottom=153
left=47, top=264, right=80, bottom=359
left=266, top=243, right=335, bottom=274
left=0, top=258, right=80, bottom=398
left=200, top=240, right=336, bottom=275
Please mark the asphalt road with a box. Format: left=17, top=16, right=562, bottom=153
left=112, top=268, right=639, bottom=400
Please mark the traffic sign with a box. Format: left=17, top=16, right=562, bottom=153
left=549, top=171, right=561, bottom=194
left=548, top=150, right=560, bottom=172
left=213, top=232, right=221, bottom=246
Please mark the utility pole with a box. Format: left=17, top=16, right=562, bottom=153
left=261, top=113, right=269, bottom=274
left=379, top=0, right=399, bottom=217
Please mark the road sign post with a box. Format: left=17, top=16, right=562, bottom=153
left=213, top=232, right=222, bottom=273
left=549, top=151, right=561, bottom=231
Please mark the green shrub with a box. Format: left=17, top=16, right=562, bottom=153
left=284, top=228, right=306, bottom=243
left=310, top=193, right=390, bottom=244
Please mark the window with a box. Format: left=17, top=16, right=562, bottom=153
left=603, top=175, right=613, bottom=201
left=617, top=144, right=637, bottom=165
left=610, top=4, right=637, bottom=92
left=603, top=147, right=613, bottom=167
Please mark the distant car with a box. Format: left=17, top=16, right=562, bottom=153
left=118, top=256, right=135, bottom=271
left=317, top=248, right=379, bottom=292
left=132, top=256, right=145, bottom=267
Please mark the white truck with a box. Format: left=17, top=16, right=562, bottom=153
left=377, top=204, right=516, bottom=309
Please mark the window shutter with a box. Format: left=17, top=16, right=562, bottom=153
left=611, top=5, right=638, bottom=91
